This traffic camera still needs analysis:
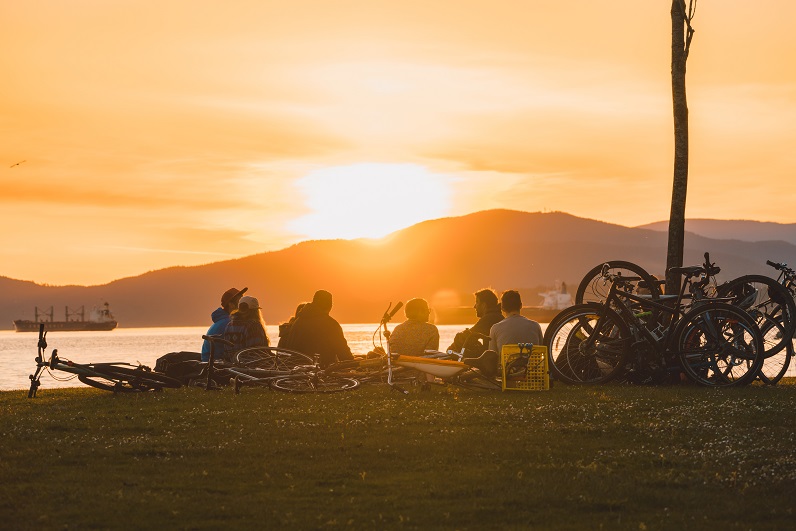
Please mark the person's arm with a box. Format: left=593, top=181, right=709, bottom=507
left=334, top=322, right=354, bottom=361
left=425, top=326, right=440, bottom=351
left=488, top=323, right=498, bottom=352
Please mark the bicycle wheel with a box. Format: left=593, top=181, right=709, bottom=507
left=576, top=260, right=662, bottom=305
left=717, top=274, right=796, bottom=357
left=757, top=317, right=792, bottom=385
left=544, top=304, right=631, bottom=384
left=78, top=364, right=181, bottom=392
left=270, top=374, right=360, bottom=393
left=236, top=347, right=314, bottom=370
left=94, top=364, right=182, bottom=388
left=675, top=303, right=763, bottom=387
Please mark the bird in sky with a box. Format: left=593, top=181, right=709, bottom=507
left=10, top=160, right=26, bottom=168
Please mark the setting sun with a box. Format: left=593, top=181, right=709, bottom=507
left=288, top=163, right=452, bottom=240
left=3, top=1, right=796, bottom=285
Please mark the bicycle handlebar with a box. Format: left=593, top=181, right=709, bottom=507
left=201, top=335, right=235, bottom=347
left=766, top=259, right=792, bottom=273
left=381, top=301, right=404, bottom=324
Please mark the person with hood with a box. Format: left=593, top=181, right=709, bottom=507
left=283, top=289, right=353, bottom=368
left=201, top=287, right=247, bottom=362
left=223, top=295, right=269, bottom=362
left=277, top=302, right=308, bottom=348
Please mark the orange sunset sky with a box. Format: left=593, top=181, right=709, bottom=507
left=2, top=1, right=796, bottom=286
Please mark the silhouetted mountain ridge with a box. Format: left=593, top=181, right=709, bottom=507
left=2, top=209, right=795, bottom=329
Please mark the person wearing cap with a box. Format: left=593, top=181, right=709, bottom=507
left=222, top=295, right=270, bottom=362
left=283, top=289, right=353, bottom=368
left=201, top=287, right=247, bottom=362
left=388, top=298, right=439, bottom=357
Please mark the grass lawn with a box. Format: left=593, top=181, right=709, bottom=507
left=2, top=381, right=795, bottom=530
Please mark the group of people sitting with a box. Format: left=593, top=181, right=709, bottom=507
left=201, top=287, right=354, bottom=368
left=201, top=286, right=542, bottom=371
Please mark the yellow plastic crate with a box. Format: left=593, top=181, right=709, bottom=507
left=501, top=343, right=549, bottom=391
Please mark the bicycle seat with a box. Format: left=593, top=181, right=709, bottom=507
left=668, top=266, right=703, bottom=278
left=463, top=350, right=499, bottom=379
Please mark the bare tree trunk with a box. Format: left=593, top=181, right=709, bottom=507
left=665, top=0, right=695, bottom=295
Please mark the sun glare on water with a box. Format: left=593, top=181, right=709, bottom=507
left=288, top=163, right=452, bottom=240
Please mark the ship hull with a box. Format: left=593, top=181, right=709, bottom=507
left=13, top=320, right=118, bottom=332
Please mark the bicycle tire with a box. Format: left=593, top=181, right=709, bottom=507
left=716, top=274, right=796, bottom=357
left=543, top=304, right=631, bottom=385
left=757, top=317, right=792, bottom=385
left=77, top=373, right=141, bottom=392
left=236, top=347, right=314, bottom=370
left=77, top=369, right=179, bottom=392
left=269, top=374, right=360, bottom=393
left=91, top=364, right=182, bottom=390
left=675, top=303, right=763, bottom=387
left=576, top=260, right=662, bottom=305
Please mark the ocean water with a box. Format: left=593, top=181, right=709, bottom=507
left=0, top=324, right=468, bottom=392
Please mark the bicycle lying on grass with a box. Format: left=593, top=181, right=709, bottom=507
left=28, top=324, right=182, bottom=397
left=199, top=334, right=360, bottom=394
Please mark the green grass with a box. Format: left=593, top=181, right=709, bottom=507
left=2, top=381, right=795, bottom=530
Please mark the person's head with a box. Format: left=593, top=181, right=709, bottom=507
left=312, top=290, right=333, bottom=314
left=500, top=290, right=522, bottom=314
left=221, top=287, right=248, bottom=312
left=237, top=296, right=261, bottom=314
left=405, top=298, right=431, bottom=322
left=473, top=288, right=499, bottom=318
left=294, top=302, right=308, bottom=317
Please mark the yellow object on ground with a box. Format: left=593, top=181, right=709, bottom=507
left=501, top=344, right=549, bottom=391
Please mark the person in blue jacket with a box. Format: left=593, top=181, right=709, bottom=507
left=201, top=287, right=247, bottom=362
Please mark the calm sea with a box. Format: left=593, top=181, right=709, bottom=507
left=0, top=324, right=474, bottom=391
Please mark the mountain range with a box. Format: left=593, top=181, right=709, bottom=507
left=3, top=209, right=795, bottom=329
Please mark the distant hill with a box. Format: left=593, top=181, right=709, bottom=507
left=638, top=219, right=796, bottom=246
left=3, top=210, right=796, bottom=329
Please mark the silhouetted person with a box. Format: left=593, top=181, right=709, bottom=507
left=447, top=288, right=504, bottom=359
left=277, top=302, right=308, bottom=348
left=201, top=287, right=247, bottom=362
left=388, top=298, right=439, bottom=356
left=223, top=295, right=270, bottom=362
left=283, top=290, right=353, bottom=367
left=489, top=290, right=543, bottom=355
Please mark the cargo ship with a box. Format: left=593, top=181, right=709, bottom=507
left=13, top=303, right=117, bottom=332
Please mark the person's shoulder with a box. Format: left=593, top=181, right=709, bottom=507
left=211, top=307, right=229, bottom=322
left=419, top=321, right=439, bottom=333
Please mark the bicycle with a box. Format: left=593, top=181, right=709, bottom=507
left=737, top=259, right=796, bottom=384
left=713, top=267, right=796, bottom=385
left=545, top=256, right=765, bottom=387
left=28, top=324, right=181, bottom=396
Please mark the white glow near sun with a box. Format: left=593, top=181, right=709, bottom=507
left=288, top=163, right=452, bottom=240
